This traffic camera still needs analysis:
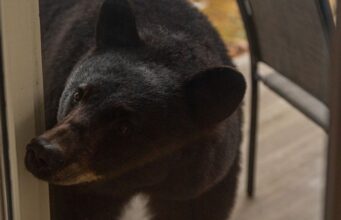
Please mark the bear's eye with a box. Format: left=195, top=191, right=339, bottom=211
left=72, top=88, right=84, bottom=104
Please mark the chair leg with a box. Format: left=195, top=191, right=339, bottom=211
left=247, top=66, right=259, bottom=198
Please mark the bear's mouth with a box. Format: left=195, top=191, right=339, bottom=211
left=48, top=163, right=103, bottom=186
left=50, top=172, right=103, bottom=186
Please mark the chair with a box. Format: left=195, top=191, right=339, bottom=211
left=237, top=0, right=334, bottom=197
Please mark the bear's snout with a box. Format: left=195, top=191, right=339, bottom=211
left=25, top=137, right=65, bottom=179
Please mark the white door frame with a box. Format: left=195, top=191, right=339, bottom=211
left=0, top=0, right=50, bottom=219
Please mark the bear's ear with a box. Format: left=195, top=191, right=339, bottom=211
left=185, top=66, right=246, bottom=126
left=96, top=0, right=141, bottom=48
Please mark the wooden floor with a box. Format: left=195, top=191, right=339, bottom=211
left=230, top=55, right=327, bottom=220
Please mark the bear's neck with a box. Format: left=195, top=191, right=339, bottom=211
left=49, top=185, right=133, bottom=220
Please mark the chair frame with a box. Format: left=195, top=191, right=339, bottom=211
left=237, top=0, right=334, bottom=198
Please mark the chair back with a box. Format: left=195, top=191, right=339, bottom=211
left=238, top=0, right=334, bottom=105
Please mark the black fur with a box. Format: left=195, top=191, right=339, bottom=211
left=96, top=0, right=141, bottom=48
left=27, top=0, right=247, bottom=219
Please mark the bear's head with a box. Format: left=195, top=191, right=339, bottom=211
left=25, top=0, right=246, bottom=186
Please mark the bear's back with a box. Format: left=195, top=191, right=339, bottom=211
left=40, top=0, right=230, bottom=64
left=131, top=0, right=230, bottom=61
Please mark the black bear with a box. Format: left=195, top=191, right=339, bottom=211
left=25, top=0, right=246, bottom=219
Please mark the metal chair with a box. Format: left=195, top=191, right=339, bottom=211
left=237, top=0, right=334, bottom=197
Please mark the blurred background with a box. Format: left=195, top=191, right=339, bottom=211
left=191, top=0, right=336, bottom=57
left=191, top=0, right=247, bottom=57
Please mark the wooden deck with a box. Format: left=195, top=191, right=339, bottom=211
left=231, top=55, right=327, bottom=220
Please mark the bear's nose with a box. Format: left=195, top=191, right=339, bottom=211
left=25, top=137, right=65, bottom=175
